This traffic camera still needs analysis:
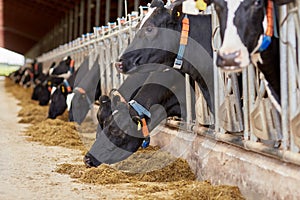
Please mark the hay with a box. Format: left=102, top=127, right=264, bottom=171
left=5, top=77, right=245, bottom=199
left=23, top=118, right=86, bottom=151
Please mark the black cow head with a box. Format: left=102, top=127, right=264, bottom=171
left=116, top=0, right=184, bottom=73
left=48, top=84, right=68, bottom=119
left=49, top=56, right=72, bottom=75
left=97, top=95, right=112, bottom=129
left=31, top=81, right=51, bottom=106
left=205, top=0, right=270, bottom=71
left=84, top=102, right=144, bottom=167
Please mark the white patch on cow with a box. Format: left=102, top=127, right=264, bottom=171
left=112, top=110, right=119, bottom=116
left=219, top=0, right=250, bottom=68
left=139, top=7, right=157, bottom=29
left=49, top=67, right=54, bottom=75
left=51, top=86, right=57, bottom=96
left=57, top=71, right=71, bottom=79
left=66, top=93, right=75, bottom=111
left=262, top=78, right=282, bottom=114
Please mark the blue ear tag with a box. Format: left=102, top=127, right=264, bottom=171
left=141, top=136, right=150, bottom=149
left=259, top=35, right=271, bottom=52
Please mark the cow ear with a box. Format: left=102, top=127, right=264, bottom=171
left=170, top=2, right=183, bottom=22
left=150, top=0, right=164, bottom=8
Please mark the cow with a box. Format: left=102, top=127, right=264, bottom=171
left=48, top=71, right=77, bottom=119
left=68, top=58, right=101, bottom=124
left=203, top=0, right=293, bottom=105
left=49, top=56, right=75, bottom=80
left=84, top=68, right=189, bottom=167
left=47, top=57, right=98, bottom=122
left=115, top=0, right=214, bottom=114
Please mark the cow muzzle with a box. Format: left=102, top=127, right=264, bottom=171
left=115, top=61, right=124, bottom=73
left=216, top=50, right=243, bottom=72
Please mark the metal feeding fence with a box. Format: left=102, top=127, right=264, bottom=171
left=37, top=3, right=300, bottom=166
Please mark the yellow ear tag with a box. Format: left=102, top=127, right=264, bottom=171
left=196, top=0, right=207, bottom=11
left=177, top=11, right=180, bottom=17
left=137, top=121, right=142, bottom=131
left=61, top=86, right=65, bottom=93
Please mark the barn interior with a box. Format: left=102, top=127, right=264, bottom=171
left=0, top=0, right=148, bottom=58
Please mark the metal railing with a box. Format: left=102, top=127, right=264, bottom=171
left=37, top=3, right=300, bottom=166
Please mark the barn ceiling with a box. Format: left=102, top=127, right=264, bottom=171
left=1, top=0, right=142, bottom=57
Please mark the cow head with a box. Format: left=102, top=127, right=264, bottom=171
left=116, top=0, right=185, bottom=73
left=97, top=95, right=112, bottom=129
left=84, top=102, right=144, bottom=167
left=48, top=84, right=68, bottom=119
left=204, top=0, right=269, bottom=71
left=49, top=56, right=72, bottom=75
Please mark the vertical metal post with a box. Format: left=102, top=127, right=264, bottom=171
left=69, top=10, right=73, bottom=41
left=287, top=3, right=299, bottom=152
left=124, top=0, right=128, bottom=19
left=211, top=8, right=220, bottom=132
left=243, top=68, right=249, bottom=140
left=79, top=0, right=85, bottom=36
left=87, top=0, right=92, bottom=33
left=279, top=5, right=289, bottom=150
left=105, top=0, right=111, bottom=24
left=95, top=0, right=101, bottom=26
left=74, top=4, right=79, bottom=39
left=185, top=74, right=192, bottom=123
left=118, top=0, right=123, bottom=17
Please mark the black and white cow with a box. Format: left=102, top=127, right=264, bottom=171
left=204, top=0, right=293, bottom=103
left=68, top=58, right=101, bottom=124
left=49, top=56, right=75, bottom=80
left=48, top=71, right=77, bottom=119
left=116, top=0, right=214, bottom=113
left=84, top=68, right=189, bottom=167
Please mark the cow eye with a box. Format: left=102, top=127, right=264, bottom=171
left=254, top=0, right=262, bottom=6
left=146, top=26, right=153, bottom=33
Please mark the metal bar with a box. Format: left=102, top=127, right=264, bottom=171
left=211, top=8, right=220, bottom=132
left=243, top=68, right=249, bottom=140
left=105, top=0, right=111, bottom=24
left=185, top=74, right=192, bottom=123
left=79, top=0, right=85, bottom=36
left=87, top=0, right=92, bottom=33
left=95, top=0, right=101, bottom=27
left=287, top=3, right=299, bottom=152
left=279, top=5, right=289, bottom=150
left=74, top=4, right=79, bottom=39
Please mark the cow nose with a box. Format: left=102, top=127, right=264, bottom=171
left=216, top=51, right=241, bottom=67
left=115, top=61, right=123, bottom=73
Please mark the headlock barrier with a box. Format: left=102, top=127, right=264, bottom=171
left=37, top=2, right=300, bottom=166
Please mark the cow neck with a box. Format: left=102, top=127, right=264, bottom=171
left=63, top=79, right=72, bottom=93
left=110, top=89, right=151, bottom=148
left=258, top=0, right=274, bottom=52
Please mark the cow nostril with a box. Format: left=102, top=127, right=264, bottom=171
left=115, top=62, right=123, bottom=72
left=217, top=50, right=241, bottom=67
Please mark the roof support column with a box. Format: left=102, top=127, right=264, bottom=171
left=87, top=0, right=92, bottom=33
left=134, top=0, right=139, bottom=12
left=79, top=0, right=85, bottom=36
left=105, top=0, right=111, bottom=24
left=74, top=4, right=79, bottom=39
left=118, top=0, right=123, bottom=17
left=95, top=0, right=101, bottom=27
left=69, top=10, right=73, bottom=41
left=64, top=13, right=68, bottom=44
